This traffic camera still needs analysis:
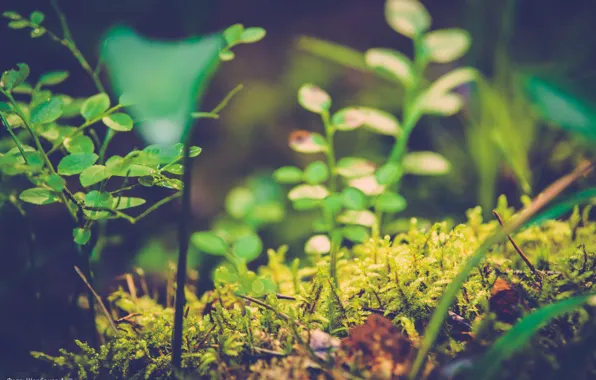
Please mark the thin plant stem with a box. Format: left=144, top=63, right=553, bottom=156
left=171, top=122, right=194, bottom=371
left=47, top=105, right=123, bottom=155
left=321, top=110, right=339, bottom=287
left=492, top=210, right=543, bottom=281
left=133, top=192, right=182, bottom=223
left=74, top=265, right=118, bottom=335
left=0, top=112, right=29, bottom=163
left=98, top=129, right=115, bottom=164
left=49, top=0, right=105, bottom=93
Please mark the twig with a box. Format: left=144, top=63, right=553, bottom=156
left=276, top=293, right=297, bottom=300
left=209, top=84, right=244, bottom=114
left=492, top=210, right=543, bottom=281
left=114, top=313, right=141, bottom=323
left=74, top=266, right=118, bottom=335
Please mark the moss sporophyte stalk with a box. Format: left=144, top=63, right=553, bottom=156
left=1, top=0, right=596, bottom=379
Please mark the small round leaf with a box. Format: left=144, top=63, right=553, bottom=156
left=273, top=166, right=303, bottom=184
left=385, top=0, right=431, bottom=38
left=365, top=48, right=414, bottom=87
left=192, top=231, right=228, bottom=255
left=233, top=233, right=263, bottom=262
left=341, top=187, right=368, bottom=210
left=305, top=234, right=331, bottom=255
left=73, top=228, right=91, bottom=245
left=332, top=107, right=400, bottom=136
left=64, top=135, right=94, bottom=154
left=80, top=165, right=110, bottom=187
left=375, top=192, right=407, bottom=213
left=422, top=29, right=471, bottom=63
left=58, top=153, right=98, bottom=176
left=19, top=187, right=59, bottom=205
left=289, top=130, right=328, bottom=153
left=81, top=93, right=110, bottom=121
left=338, top=210, right=377, bottom=227
left=38, top=71, right=69, bottom=86
left=403, top=151, right=451, bottom=175
left=29, top=11, right=44, bottom=25
left=336, top=157, right=376, bottom=178
left=304, top=161, right=329, bottom=185
left=375, top=162, right=403, bottom=185
left=349, top=175, right=385, bottom=196
left=30, top=97, right=63, bottom=124
left=102, top=112, right=133, bottom=131
left=288, top=184, right=329, bottom=201
left=225, top=187, right=255, bottom=219
left=298, top=84, right=331, bottom=114
left=240, top=27, right=266, bottom=43
left=224, top=24, right=244, bottom=45
left=341, top=225, right=370, bottom=243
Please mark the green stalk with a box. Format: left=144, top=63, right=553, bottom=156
left=49, top=0, right=105, bottom=93
left=0, top=112, right=28, bottom=163
left=171, top=123, right=194, bottom=372
left=321, top=110, right=339, bottom=286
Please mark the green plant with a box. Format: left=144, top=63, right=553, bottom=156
left=30, top=199, right=596, bottom=378
left=273, top=0, right=476, bottom=287
left=1, top=3, right=266, bottom=374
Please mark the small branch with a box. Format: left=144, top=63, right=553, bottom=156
left=114, top=313, right=141, bottom=324
left=210, top=84, right=244, bottom=115
left=50, top=0, right=73, bottom=42
left=0, top=112, right=29, bottom=163
left=47, top=105, right=123, bottom=155
left=275, top=293, right=297, bottom=300
left=132, top=192, right=182, bottom=223
left=493, top=210, right=543, bottom=281
left=191, top=84, right=244, bottom=120
left=74, top=265, right=118, bottom=335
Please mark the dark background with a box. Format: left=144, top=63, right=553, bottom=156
left=1, top=0, right=596, bottom=376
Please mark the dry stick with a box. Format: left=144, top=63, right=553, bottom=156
left=74, top=266, right=118, bottom=335
left=492, top=210, right=543, bottom=281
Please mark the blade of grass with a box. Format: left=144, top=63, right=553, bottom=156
left=466, top=293, right=596, bottom=380
left=527, top=187, right=596, bottom=226
left=408, top=160, right=593, bottom=379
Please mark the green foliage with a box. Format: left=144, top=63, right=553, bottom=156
left=274, top=0, right=475, bottom=288
left=33, top=209, right=596, bottom=379
left=0, top=8, right=263, bottom=250
left=220, top=24, right=267, bottom=61
left=468, top=293, right=596, bottom=380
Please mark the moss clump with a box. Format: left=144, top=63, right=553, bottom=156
left=33, top=203, right=596, bottom=379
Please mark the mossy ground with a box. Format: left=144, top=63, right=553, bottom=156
left=33, top=202, right=596, bottom=379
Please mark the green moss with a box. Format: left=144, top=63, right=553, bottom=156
left=32, top=205, right=596, bottom=379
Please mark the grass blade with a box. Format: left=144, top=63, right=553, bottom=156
left=408, top=161, right=593, bottom=379
left=467, top=293, right=596, bottom=380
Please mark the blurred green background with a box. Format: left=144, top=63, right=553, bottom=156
left=1, top=0, right=596, bottom=376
